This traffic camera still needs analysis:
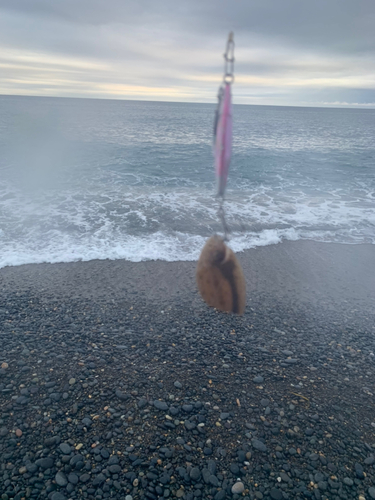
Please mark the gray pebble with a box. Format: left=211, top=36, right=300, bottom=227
left=231, top=481, right=244, bottom=494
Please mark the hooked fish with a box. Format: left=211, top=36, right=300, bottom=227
left=196, top=235, right=246, bottom=315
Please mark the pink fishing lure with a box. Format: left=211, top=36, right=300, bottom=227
left=214, top=83, right=232, bottom=197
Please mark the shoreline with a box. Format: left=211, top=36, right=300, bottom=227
left=1, top=240, right=374, bottom=310
left=1, top=239, right=375, bottom=500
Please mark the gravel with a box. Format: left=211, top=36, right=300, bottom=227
left=1, top=243, right=375, bottom=500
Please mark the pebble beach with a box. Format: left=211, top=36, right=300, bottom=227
left=1, top=240, right=375, bottom=500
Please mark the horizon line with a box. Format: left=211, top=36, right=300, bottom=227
left=1, top=92, right=375, bottom=111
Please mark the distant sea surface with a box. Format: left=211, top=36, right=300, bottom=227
left=0, top=95, right=374, bottom=268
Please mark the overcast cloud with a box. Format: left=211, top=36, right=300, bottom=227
left=1, top=0, right=375, bottom=107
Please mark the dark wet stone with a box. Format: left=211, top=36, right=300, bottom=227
left=207, top=460, right=217, bottom=475
left=355, top=462, right=365, bottom=479
left=68, top=473, right=79, bottom=484
left=51, top=493, right=67, bottom=500
left=214, top=491, right=226, bottom=500
left=154, top=400, right=169, bottom=411
left=185, top=421, right=196, bottom=430
left=59, top=443, right=71, bottom=454
left=45, top=436, right=58, bottom=447
left=108, top=464, right=121, bottom=473
left=92, top=472, right=106, bottom=485
left=230, top=463, right=240, bottom=474
left=190, top=467, right=201, bottom=481
left=26, top=463, right=38, bottom=474
left=270, top=488, right=283, bottom=500
left=0, top=427, right=8, bottom=437
left=202, top=469, right=211, bottom=484
left=209, top=475, right=219, bottom=487
left=35, top=457, right=54, bottom=469
left=252, top=439, right=267, bottom=452
left=115, top=389, right=130, bottom=400
left=220, top=412, right=230, bottom=420
left=55, top=471, right=68, bottom=486
left=318, top=481, right=328, bottom=491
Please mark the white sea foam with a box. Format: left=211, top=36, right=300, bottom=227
left=0, top=227, right=319, bottom=269
left=1, top=175, right=375, bottom=269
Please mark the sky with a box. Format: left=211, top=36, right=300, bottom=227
left=1, top=0, right=375, bottom=107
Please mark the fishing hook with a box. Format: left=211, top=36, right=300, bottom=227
left=223, top=32, right=235, bottom=84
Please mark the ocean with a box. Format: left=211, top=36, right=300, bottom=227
left=0, top=95, right=374, bottom=269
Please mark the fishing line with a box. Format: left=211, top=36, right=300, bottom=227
left=214, top=32, right=235, bottom=241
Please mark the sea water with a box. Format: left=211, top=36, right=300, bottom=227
left=0, top=95, right=374, bottom=268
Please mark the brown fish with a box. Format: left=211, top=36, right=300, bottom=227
left=196, top=235, right=246, bottom=314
